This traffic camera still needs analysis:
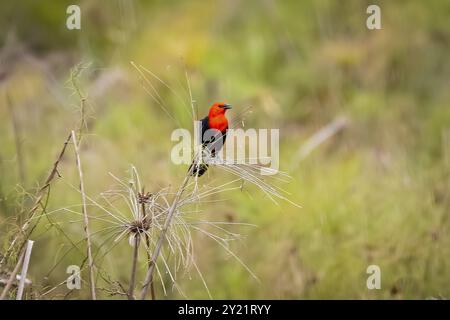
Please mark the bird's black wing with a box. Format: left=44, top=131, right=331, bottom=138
left=200, top=115, right=227, bottom=154
left=222, top=125, right=228, bottom=145
left=200, top=116, right=209, bottom=145
left=200, top=116, right=209, bottom=141
left=189, top=116, right=210, bottom=177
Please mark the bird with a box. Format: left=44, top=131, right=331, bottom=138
left=190, top=102, right=232, bottom=177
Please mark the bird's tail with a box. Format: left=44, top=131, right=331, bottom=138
left=188, top=161, right=209, bottom=177
left=189, top=144, right=212, bottom=177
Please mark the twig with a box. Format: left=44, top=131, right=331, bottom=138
left=0, top=248, right=25, bottom=300
left=140, top=173, right=191, bottom=299
left=67, top=62, right=90, bottom=140
left=97, top=286, right=128, bottom=297
left=71, top=130, right=96, bottom=300
left=16, top=240, right=34, bottom=300
left=0, top=133, right=72, bottom=269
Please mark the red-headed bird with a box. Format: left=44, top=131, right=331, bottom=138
left=190, top=102, right=232, bottom=177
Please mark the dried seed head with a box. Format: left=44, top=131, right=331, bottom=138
left=137, top=192, right=153, bottom=204
left=128, top=219, right=151, bottom=234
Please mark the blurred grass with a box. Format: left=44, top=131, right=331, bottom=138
left=0, top=0, right=449, bottom=299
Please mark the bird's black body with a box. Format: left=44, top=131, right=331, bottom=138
left=200, top=115, right=228, bottom=147
left=190, top=115, right=228, bottom=177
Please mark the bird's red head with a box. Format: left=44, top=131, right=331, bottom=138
left=209, top=102, right=232, bottom=117
left=208, top=102, right=232, bottom=132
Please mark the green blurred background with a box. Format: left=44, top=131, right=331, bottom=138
left=0, top=0, right=449, bottom=299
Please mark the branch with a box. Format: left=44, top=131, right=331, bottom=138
left=0, top=132, right=72, bottom=269
left=71, top=130, right=96, bottom=300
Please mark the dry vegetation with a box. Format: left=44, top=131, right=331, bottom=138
left=1, top=0, right=449, bottom=299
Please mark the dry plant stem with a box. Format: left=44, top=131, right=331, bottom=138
left=140, top=173, right=191, bottom=300
left=141, top=194, right=156, bottom=300
left=128, top=189, right=145, bottom=299
left=127, top=235, right=140, bottom=300
left=0, top=248, right=25, bottom=300
left=7, top=93, right=26, bottom=185
left=16, top=240, right=34, bottom=300
left=145, top=234, right=156, bottom=300
left=0, top=133, right=72, bottom=269
left=71, top=130, right=96, bottom=300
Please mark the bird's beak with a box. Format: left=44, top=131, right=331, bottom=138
left=221, top=104, right=232, bottom=110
